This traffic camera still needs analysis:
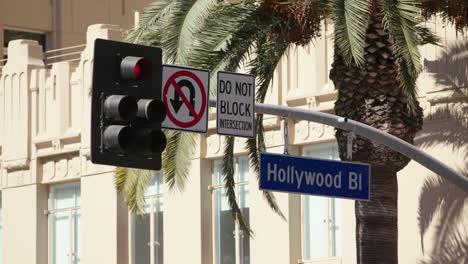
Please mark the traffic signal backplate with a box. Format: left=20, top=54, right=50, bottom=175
left=91, top=39, right=165, bottom=170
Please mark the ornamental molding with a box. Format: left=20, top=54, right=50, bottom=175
left=34, top=134, right=81, bottom=158
left=41, top=155, right=81, bottom=183
left=2, top=158, right=30, bottom=171
left=264, top=130, right=284, bottom=148
left=293, top=120, right=335, bottom=145
left=7, top=169, right=32, bottom=187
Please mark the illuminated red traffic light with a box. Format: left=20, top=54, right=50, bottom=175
left=121, top=56, right=152, bottom=80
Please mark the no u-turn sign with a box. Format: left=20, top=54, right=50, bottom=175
left=162, top=65, right=209, bottom=133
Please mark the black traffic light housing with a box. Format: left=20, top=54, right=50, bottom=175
left=91, top=39, right=166, bottom=170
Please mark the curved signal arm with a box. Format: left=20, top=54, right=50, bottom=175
left=208, top=98, right=468, bottom=192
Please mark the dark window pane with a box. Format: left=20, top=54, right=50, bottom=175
left=215, top=189, right=236, bottom=264
left=4, top=29, right=46, bottom=51
left=135, top=213, right=151, bottom=264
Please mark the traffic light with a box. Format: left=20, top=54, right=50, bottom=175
left=91, top=39, right=166, bottom=170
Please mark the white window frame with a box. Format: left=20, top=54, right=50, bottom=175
left=300, top=143, right=343, bottom=264
left=46, top=182, right=81, bottom=264
left=129, top=172, right=164, bottom=264
left=210, top=157, right=250, bottom=264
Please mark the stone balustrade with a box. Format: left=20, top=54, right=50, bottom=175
left=0, top=24, right=121, bottom=188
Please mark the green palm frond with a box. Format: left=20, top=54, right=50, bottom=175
left=186, top=5, right=261, bottom=93
left=162, top=130, right=198, bottom=191
left=136, top=2, right=285, bottom=197
left=156, top=0, right=223, bottom=64
left=125, top=0, right=174, bottom=45
left=114, top=167, right=153, bottom=214
left=380, top=0, right=423, bottom=112
left=187, top=5, right=259, bottom=65
left=157, top=0, right=196, bottom=63
left=222, top=136, right=253, bottom=236
left=415, top=25, right=440, bottom=46
left=174, top=0, right=220, bottom=65
left=243, top=34, right=291, bottom=220
left=330, top=0, right=371, bottom=67
left=188, top=5, right=284, bottom=71
left=249, top=35, right=289, bottom=102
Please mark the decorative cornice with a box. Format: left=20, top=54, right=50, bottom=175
left=2, top=158, right=30, bottom=171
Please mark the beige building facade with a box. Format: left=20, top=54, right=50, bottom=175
left=0, top=2, right=467, bottom=264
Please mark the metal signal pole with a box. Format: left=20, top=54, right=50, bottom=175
left=208, top=99, right=468, bottom=191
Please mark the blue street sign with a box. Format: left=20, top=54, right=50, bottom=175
left=259, top=153, right=370, bottom=200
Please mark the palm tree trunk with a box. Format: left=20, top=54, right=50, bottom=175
left=356, top=165, right=398, bottom=264
left=330, top=12, right=423, bottom=264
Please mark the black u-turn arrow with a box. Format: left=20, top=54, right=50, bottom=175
left=170, top=79, right=196, bottom=116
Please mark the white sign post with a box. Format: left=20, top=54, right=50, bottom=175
left=162, top=65, right=209, bottom=133
left=217, top=71, right=255, bottom=138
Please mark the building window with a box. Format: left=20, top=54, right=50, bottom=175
left=131, top=172, right=164, bottom=264
left=48, top=182, right=81, bottom=264
left=211, top=157, right=250, bottom=264
left=302, top=143, right=342, bottom=261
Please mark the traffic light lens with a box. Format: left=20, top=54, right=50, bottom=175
left=104, top=95, right=138, bottom=121
left=103, top=125, right=135, bottom=152
left=121, top=56, right=152, bottom=80
left=137, top=99, right=166, bottom=122
left=136, top=59, right=152, bottom=80
left=118, top=126, right=134, bottom=150
left=134, top=63, right=141, bottom=79
left=118, top=96, right=138, bottom=120
left=149, top=130, right=167, bottom=153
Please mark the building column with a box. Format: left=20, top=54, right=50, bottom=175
left=163, top=153, right=212, bottom=264
left=1, top=39, right=47, bottom=264
left=3, top=184, right=48, bottom=264
left=249, top=144, right=301, bottom=264
left=81, top=171, right=129, bottom=264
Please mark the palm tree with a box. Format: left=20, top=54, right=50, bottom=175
left=329, top=2, right=428, bottom=262
left=114, top=0, right=467, bottom=263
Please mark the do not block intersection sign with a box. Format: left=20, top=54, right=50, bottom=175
left=217, top=71, right=255, bottom=138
